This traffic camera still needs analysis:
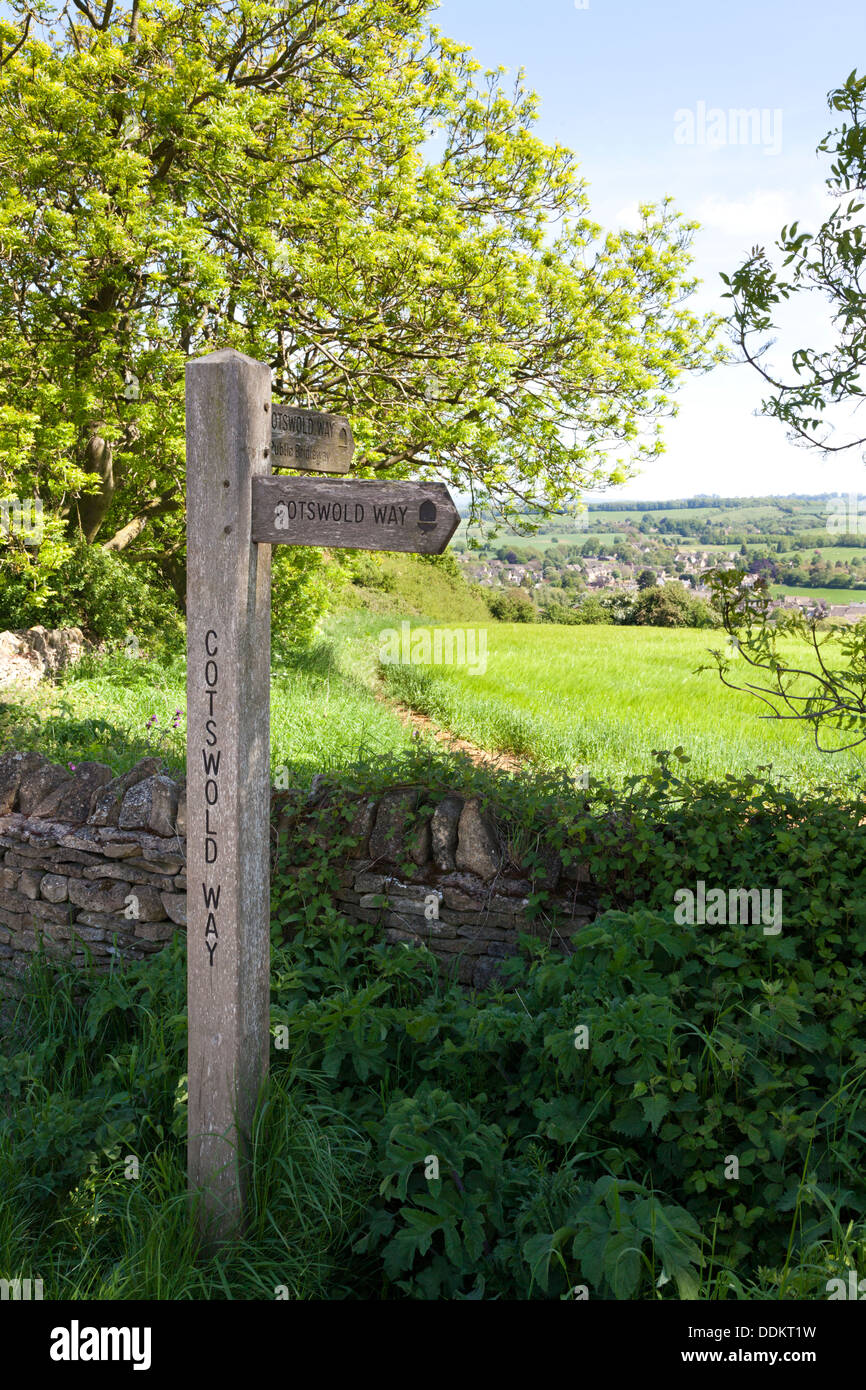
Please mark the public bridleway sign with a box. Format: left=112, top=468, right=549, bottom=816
left=270, top=406, right=353, bottom=473
left=184, top=348, right=460, bottom=1247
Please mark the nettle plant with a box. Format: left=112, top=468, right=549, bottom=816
left=264, top=749, right=866, bottom=1298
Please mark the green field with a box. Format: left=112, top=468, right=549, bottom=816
left=780, top=546, right=866, bottom=562
left=6, top=611, right=866, bottom=793
left=771, top=585, right=866, bottom=605
left=381, top=621, right=866, bottom=787
left=453, top=496, right=845, bottom=559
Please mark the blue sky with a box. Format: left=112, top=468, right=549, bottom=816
left=437, top=0, right=866, bottom=499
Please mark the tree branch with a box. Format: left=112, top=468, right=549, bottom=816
left=102, top=495, right=182, bottom=552
left=0, top=12, right=30, bottom=69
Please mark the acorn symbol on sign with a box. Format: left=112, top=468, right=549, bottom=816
left=418, top=500, right=437, bottom=532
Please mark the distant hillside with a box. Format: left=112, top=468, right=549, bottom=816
left=333, top=494, right=866, bottom=627
left=452, top=494, right=846, bottom=551
left=580, top=493, right=838, bottom=516
left=452, top=493, right=863, bottom=561
left=340, top=552, right=492, bottom=624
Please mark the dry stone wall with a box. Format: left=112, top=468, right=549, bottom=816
left=276, top=781, right=598, bottom=990
left=0, top=627, right=89, bottom=691
left=0, top=751, right=186, bottom=988
left=0, top=752, right=597, bottom=992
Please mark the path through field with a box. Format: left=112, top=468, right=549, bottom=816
left=378, top=621, right=866, bottom=788
left=385, top=692, right=524, bottom=773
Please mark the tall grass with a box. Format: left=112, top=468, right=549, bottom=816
left=5, top=617, right=864, bottom=790
left=381, top=622, right=866, bottom=788
left=0, top=632, right=413, bottom=784
left=0, top=947, right=372, bottom=1300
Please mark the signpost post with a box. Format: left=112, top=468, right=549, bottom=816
left=185, top=349, right=459, bottom=1246
left=185, top=349, right=272, bottom=1249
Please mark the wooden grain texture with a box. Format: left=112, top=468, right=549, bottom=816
left=185, top=348, right=272, bottom=1248
left=251, top=477, right=460, bottom=554
left=270, top=406, right=353, bottom=474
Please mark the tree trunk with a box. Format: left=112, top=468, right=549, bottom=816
left=72, top=431, right=115, bottom=541
left=162, top=551, right=187, bottom=611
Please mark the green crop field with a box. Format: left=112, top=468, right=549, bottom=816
left=771, top=584, right=866, bottom=604
left=381, top=621, right=866, bottom=788
left=9, top=609, right=866, bottom=795
left=780, top=546, right=866, bottom=562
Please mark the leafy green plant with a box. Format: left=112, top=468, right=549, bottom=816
left=3, top=741, right=865, bottom=1300
left=523, top=1176, right=703, bottom=1299
left=355, top=1087, right=507, bottom=1299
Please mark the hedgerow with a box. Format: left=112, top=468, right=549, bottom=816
left=1, top=753, right=864, bottom=1299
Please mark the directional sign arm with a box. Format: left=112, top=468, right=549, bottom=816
left=251, top=478, right=460, bottom=555
left=270, top=407, right=354, bottom=474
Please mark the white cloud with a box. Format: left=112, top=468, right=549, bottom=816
left=694, top=184, right=831, bottom=243
left=611, top=201, right=643, bottom=231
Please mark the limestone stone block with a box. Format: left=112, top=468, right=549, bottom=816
left=39, top=874, right=68, bottom=903
left=345, top=797, right=377, bottom=856
left=118, top=776, right=179, bottom=839
left=455, top=800, right=502, bottom=882
left=134, top=921, right=177, bottom=941
left=160, top=891, right=186, bottom=926
left=431, top=795, right=463, bottom=872
left=0, top=751, right=48, bottom=814
left=87, top=758, right=164, bottom=827
left=18, top=869, right=43, bottom=899
left=369, top=788, right=422, bottom=863
left=67, top=877, right=132, bottom=914
left=48, top=763, right=113, bottom=823
left=18, top=762, right=71, bottom=818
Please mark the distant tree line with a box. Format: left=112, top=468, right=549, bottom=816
left=487, top=582, right=720, bottom=629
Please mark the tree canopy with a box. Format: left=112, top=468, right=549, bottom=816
left=1, top=0, right=717, bottom=618
left=708, top=72, right=866, bottom=750
left=722, top=70, right=866, bottom=454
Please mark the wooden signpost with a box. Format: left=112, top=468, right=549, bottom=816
left=185, top=350, right=272, bottom=1250
left=185, top=348, right=459, bottom=1246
